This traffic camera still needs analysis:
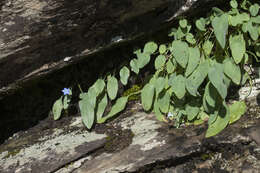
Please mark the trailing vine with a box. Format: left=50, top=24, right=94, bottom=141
left=52, top=0, right=259, bottom=137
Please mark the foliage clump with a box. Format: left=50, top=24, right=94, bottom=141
left=52, top=0, right=259, bottom=137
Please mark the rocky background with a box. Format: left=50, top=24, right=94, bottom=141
left=2, top=0, right=260, bottom=172
left=0, top=0, right=226, bottom=143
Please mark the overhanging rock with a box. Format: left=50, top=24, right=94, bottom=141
left=0, top=0, right=225, bottom=92
left=0, top=0, right=227, bottom=143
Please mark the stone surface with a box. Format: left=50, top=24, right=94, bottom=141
left=0, top=0, right=227, bottom=145
left=1, top=100, right=260, bottom=173
left=0, top=116, right=107, bottom=173
left=0, top=0, right=225, bottom=92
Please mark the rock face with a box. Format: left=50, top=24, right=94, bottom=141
left=1, top=101, right=260, bottom=173
left=0, top=0, right=227, bottom=144
left=0, top=0, right=225, bottom=90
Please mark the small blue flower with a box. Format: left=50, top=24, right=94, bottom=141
left=167, top=112, right=174, bottom=118
left=62, top=88, right=71, bottom=96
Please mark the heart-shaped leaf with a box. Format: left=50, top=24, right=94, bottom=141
left=79, top=93, right=95, bottom=129
left=172, top=40, right=189, bottom=68
left=208, top=63, right=227, bottom=99
left=130, top=59, right=139, bottom=74
left=185, top=47, right=200, bottom=77
left=206, top=102, right=230, bottom=137
left=158, top=91, right=170, bottom=113
left=107, top=75, right=118, bottom=100
left=229, top=34, right=245, bottom=64
left=223, top=58, right=241, bottom=85
left=136, top=52, right=151, bottom=69
left=229, top=101, right=246, bottom=124
left=155, top=55, right=166, bottom=70
left=170, top=74, right=186, bottom=99
left=53, top=96, right=63, bottom=120
left=96, top=93, right=108, bottom=123
left=141, top=84, right=155, bottom=111
left=186, top=60, right=209, bottom=96
left=99, top=96, right=129, bottom=123
left=120, top=66, right=130, bottom=86
left=144, top=41, right=158, bottom=54
left=212, top=14, right=228, bottom=49
left=196, top=18, right=206, bottom=31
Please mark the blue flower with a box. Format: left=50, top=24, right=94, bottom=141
left=62, top=88, right=71, bottom=95
left=167, top=112, right=174, bottom=118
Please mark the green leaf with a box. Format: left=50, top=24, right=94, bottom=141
left=171, top=40, right=189, bottom=68
left=155, top=77, right=166, bottom=95
left=170, top=74, right=186, bottom=99
left=174, top=27, right=186, bottom=40
left=222, top=67, right=231, bottom=89
left=93, top=79, right=106, bottom=96
left=96, top=93, right=108, bottom=123
left=63, top=95, right=70, bottom=110
left=229, top=34, right=246, bottom=64
left=153, top=100, right=165, bottom=121
left=179, top=19, right=187, bottom=28
left=166, top=59, right=175, bottom=74
left=141, top=84, right=155, bottom=111
left=206, top=102, right=230, bottom=137
left=223, top=58, right=241, bottom=85
left=249, top=4, right=260, bottom=16
left=130, top=59, right=139, bottom=74
left=159, top=44, right=167, bottom=54
left=255, top=44, right=260, bottom=57
left=107, top=75, right=118, bottom=100
left=212, top=14, right=228, bottom=49
left=203, top=40, right=214, bottom=57
left=230, top=0, right=238, bottom=8
left=208, top=63, right=227, bottom=99
left=168, top=27, right=177, bottom=37
left=212, top=7, right=224, bottom=16
left=241, top=0, right=247, bottom=10
left=186, top=60, right=209, bottom=96
left=229, top=101, right=246, bottom=124
left=99, top=96, right=128, bottom=123
left=251, top=16, right=260, bottom=24
left=144, top=41, right=158, bottom=54
left=203, top=90, right=215, bottom=114
left=185, top=33, right=196, bottom=44
left=185, top=101, right=200, bottom=121
left=196, top=18, right=206, bottom=31
left=136, top=52, right=151, bottom=69
left=120, top=66, right=130, bottom=86
left=204, top=82, right=221, bottom=108
left=240, top=13, right=250, bottom=22
left=247, top=22, right=259, bottom=41
left=241, top=71, right=249, bottom=85
left=242, top=23, right=248, bottom=33
left=53, top=96, right=63, bottom=120
left=230, top=13, right=250, bottom=26
left=208, top=111, right=218, bottom=125
left=158, top=91, right=170, bottom=113
left=88, top=86, right=97, bottom=105
left=155, top=55, right=166, bottom=70
left=79, top=93, right=95, bottom=129
left=185, top=47, right=200, bottom=77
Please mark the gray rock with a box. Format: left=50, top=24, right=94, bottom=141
left=1, top=101, right=260, bottom=173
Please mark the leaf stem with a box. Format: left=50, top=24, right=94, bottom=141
left=77, top=83, right=83, bottom=93
left=246, top=51, right=259, bottom=62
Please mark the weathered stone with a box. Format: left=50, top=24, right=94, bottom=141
left=0, top=0, right=228, bottom=144
left=0, top=0, right=226, bottom=91
left=1, top=101, right=260, bottom=173
left=0, top=116, right=107, bottom=173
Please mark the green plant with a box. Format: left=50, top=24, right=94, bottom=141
left=52, top=0, right=259, bottom=137
left=52, top=88, right=72, bottom=120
